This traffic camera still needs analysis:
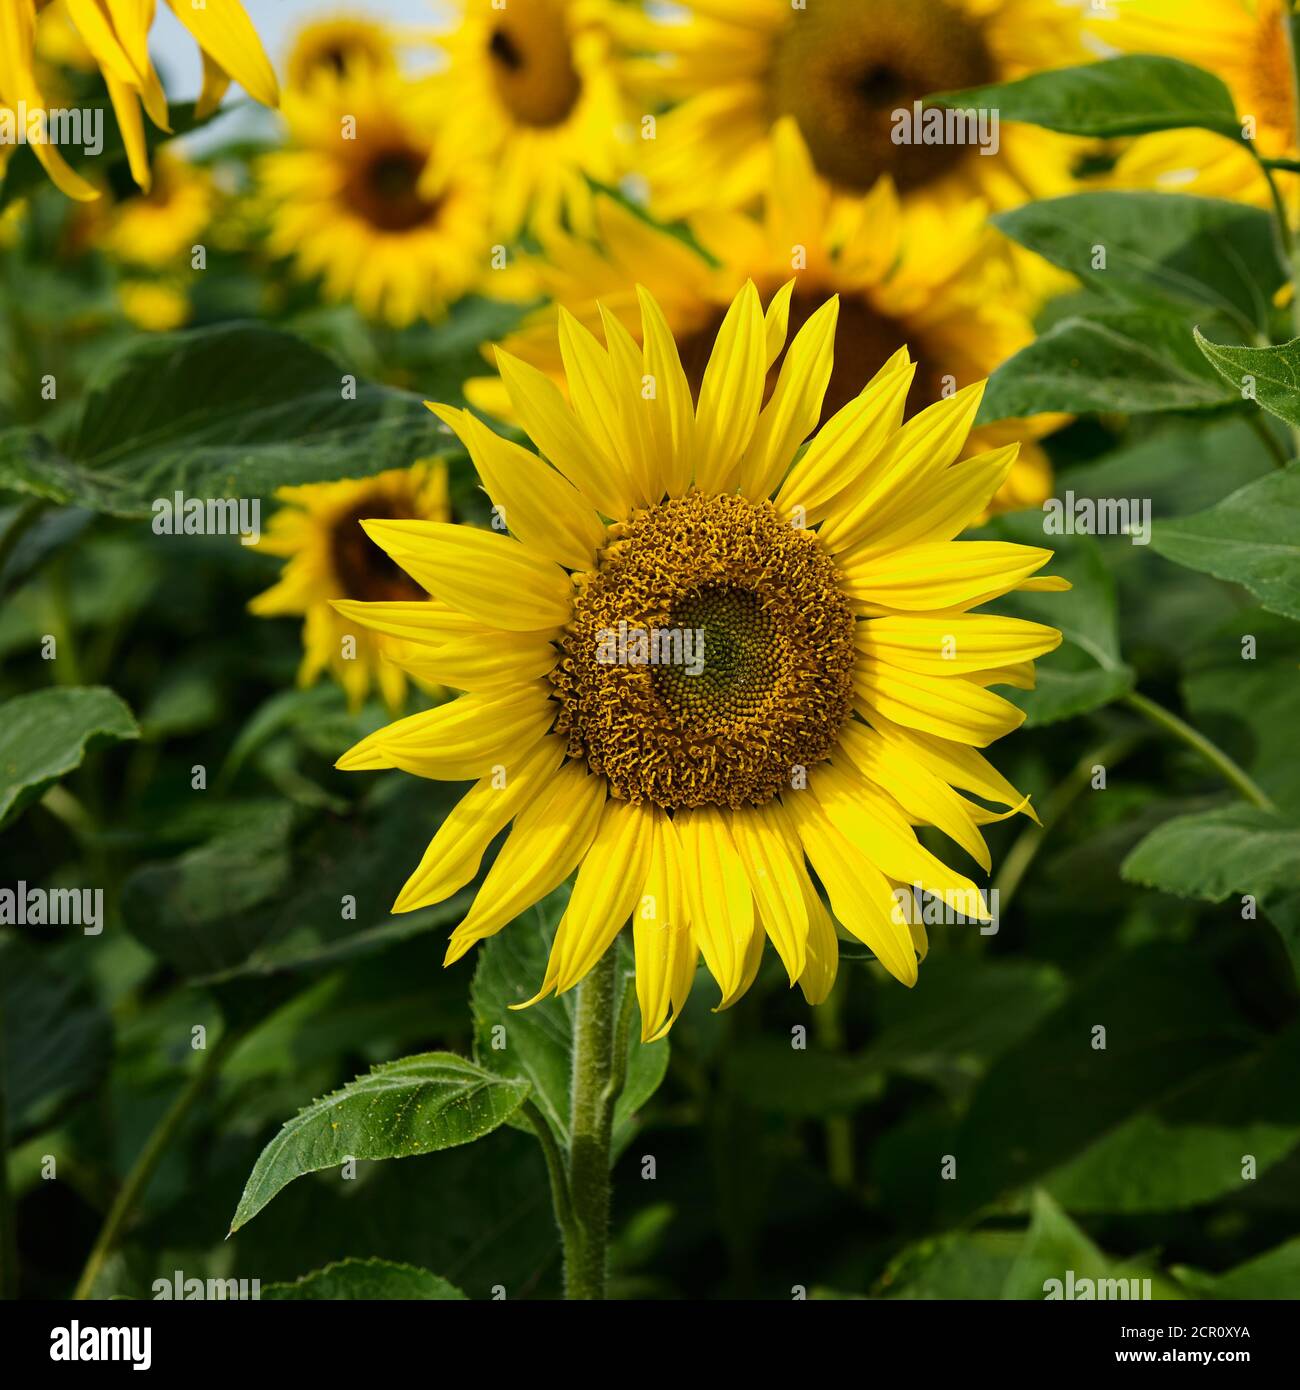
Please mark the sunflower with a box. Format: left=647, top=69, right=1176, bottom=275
left=285, top=15, right=397, bottom=94
left=434, top=0, right=632, bottom=235
left=259, top=72, right=492, bottom=327
left=333, top=282, right=1066, bottom=1038
left=1088, top=0, right=1291, bottom=206
left=117, top=280, right=190, bottom=332
left=92, top=153, right=216, bottom=269
left=1, top=0, right=277, bottom=200
left=618, top=0, right=1085, bottom=221
left=249, top=462, right=451, bottom=714
left=469, top=120, right=1059, bottom=516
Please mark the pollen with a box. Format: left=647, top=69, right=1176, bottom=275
left=551, top=492, right=856, bottom=810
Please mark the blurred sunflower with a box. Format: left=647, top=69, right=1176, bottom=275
left=259, top=73, right=491, bottom=326
left=618, top=0, right=1084, bottom=220
left=285, top=15, right=397, bottom=93
left=1089, top=0, right=1291, bottom=205
left=435, top=0, right=631, bottom=235
left=1, top=0, right=277, bottom=200
left=250, top=462, right=451, bottom=714
left=334, top=282, right=1065, bottom=1038
left=94, top=153, right=216, bottom=268
left=117, top=279, right=190, bottom=332
left=470, top=120, right=1060, bottom=515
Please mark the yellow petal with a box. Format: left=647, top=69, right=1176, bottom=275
left=335, top=684, right=554, bottom=779
left=797, top=876, right=839, bottom=1006
left=495, top=348, right=630, bottom=518
left=164, top=0, right=280, bottom=108
left=444, top=762, right=607, bottom=963
left=694, top=280, right=765, bottom=493
left=737, top=295, right=838, bottom=501
left=854, top=662, right=1025, bottom=747
left=361, top=520, right=573, bottom=632
left=393, top=631, right=559, bottom=693
left=838, top=541, right=1058, bottom=611
left=393, top=736, right=566, bottom=912
left=633, top=812, right=697, bottom=1041
left=528, top=798, right=657, bottom=1001
left=675, top=806, right=758, bottom=1008
left=637, top=283, right=695, bottom=497
left=856, top=614, right=1062, bottom=676
left=729, top=800, right=807, bottom=983
left=426, top=404, right=605, bottom=571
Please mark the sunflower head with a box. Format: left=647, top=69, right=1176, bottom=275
left=334, top=281, right=1066, bottom=1038
left=249, top=461, right=450, bottom=713
left=286, top=16, right=397, bottom=93
left=258, top=73, right=491, bottom=325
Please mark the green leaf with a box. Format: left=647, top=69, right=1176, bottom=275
left=262, top=1257, right=467, bottom=1300
left=1174, top=1237, right=1300, bottom=1299
left=1121, top=805, right=1300, bottom=903
left=933, top=56, right=1244, bottom=141
left=942, top=943, right=1256, bottom=1219
left=0, top=686, right=138, bottom=828
left=229, top=1053, right=531, bottom=1232
left=979, top=310, right=1240, bottom=422
left=978, top=515, right=1136, bottom=724
left=723, top=1038, right=884, bottom=1116
left=1001, top=1191, right=1180, bottom=1300
left=0, top=323, right=452, bottom=518
left=1045, top=1019, right=1300, bottom=1213
left=1194, top=329, right=1300, bottom=429
left=1150, top=463, right=1300, bottom=621
left=992, top=194, right=1280, bottom=328
left=470, top=890, right=669, bottom=1157
left=0, top=937, right=112, bottom=1141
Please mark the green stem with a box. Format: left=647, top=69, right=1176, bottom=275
left=563, top=946, right=619, bottom=1300
left=811, top=974, right=854, bottom=1188
left=521, top=1099, right=577, bottom=1255
left=993, top=734, right=1141, bottom=910
left=0, top=994, right=18, bottom=1300
left=1246, top=410, right=1291, bottom=469
left=72, top=1026, right=244, bottom=1300
left=1123, top=691, right=1275, bottom=812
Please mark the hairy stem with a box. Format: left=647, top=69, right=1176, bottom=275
left=564, top=946, right=620, bottom=1300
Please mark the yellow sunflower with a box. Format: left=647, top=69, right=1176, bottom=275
left=617, top=0, right=1085, bottom=221
left=249, top=462, right=451, bottom=714
left=285, top=15, right=397, bottom=94
left=470, top=120, right=1059, bottom=515
left=434, top=0, right=632, bottom=235
left=1, top=0, right=277, bottom=200
left=259, top=72, right=492, bottom=327
left=117, top=280, right=190, bottom=332
left=333, top=282, right=1066, bottom=1039
left=1089, top=0, right=1291, bottom=206
left=93, top=153, right=216, bottom=269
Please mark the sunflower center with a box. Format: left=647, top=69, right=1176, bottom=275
left=345, top=147, right=440, bottom=233
left=330, top=500, right=426, bottom=603
left=487, top=3, right=582, bottom=128
left=551, top=492, right=855, bottom=810
left=769, top=0, right=995, bottom=192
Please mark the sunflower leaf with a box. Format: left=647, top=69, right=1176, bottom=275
left=0, top=323, right=454, bottom=518
left=0, top=685, right=138, bottom=829
left=993, top=194, right=1282, bottom=329
left=229, top=1052, right=531, bottom=1232
left=262, top=1257, right=467, bottom=1300
left=1149, top=462, right=1300, bottom=620
left=978, top=311, right=1239, bottom=422
left=930, top=56, right=1245, bottom=142
left=1193, top=330, right=1300, bottom=429
left=1121, top=804, right=1300, bottom=904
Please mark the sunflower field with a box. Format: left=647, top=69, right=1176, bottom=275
left=1, top=0, right=1299, bottom=1322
